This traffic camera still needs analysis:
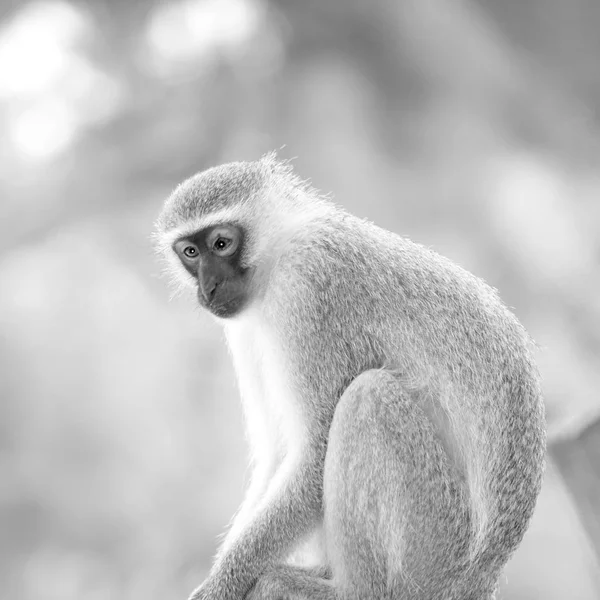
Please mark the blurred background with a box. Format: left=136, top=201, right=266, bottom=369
left=0, top=0, right=599, bottom=598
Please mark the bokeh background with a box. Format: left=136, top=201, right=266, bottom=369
left=1, top=1, right=599, bottom=598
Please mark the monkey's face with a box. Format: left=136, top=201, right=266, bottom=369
left=172, top=224, right=252, bottom=318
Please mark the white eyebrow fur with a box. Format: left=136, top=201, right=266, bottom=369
left=158, top=206, right=246, bottom=252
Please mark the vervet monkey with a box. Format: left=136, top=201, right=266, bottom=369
left=155, top=155, right=546, bottom=600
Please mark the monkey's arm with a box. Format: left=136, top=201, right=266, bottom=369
left=217, top=458, right=279, bottom=557
left=189, top=444, right=325, bottom=600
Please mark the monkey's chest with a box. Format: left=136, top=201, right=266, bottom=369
left=225, top=319, right=307, bottom=458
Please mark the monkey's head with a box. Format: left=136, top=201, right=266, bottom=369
left=155, top=154, right=330, bottom=318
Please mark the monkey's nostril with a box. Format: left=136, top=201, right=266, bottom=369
left=199, top=278, right=219, bottom=304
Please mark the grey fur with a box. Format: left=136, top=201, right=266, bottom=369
left=156, top=156, right=546, bottom=600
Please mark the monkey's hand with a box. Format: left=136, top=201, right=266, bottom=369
left=188, top=451, right=324, bottom=600
left=245, top=569, right=289, bottom=600
left=246, top=565, right=333, bottom=600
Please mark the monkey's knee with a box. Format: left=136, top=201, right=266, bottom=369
left=324, top=369, right=473, bottom=598
left=327, top=369, right=397, bottom=440
left=323, top=370, right=407, bottom=593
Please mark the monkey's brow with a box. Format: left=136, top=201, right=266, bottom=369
left=162, top=207, right=245, bottom=246
left=173, top=232, right=201, bottom=244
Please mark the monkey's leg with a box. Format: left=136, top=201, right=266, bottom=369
left=323, top=369, right=486, bottom=600
left=249, top=369, right=486, bottom=600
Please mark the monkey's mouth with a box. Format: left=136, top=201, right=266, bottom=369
left=198, top=284, right=246, bottom=318
left=209, top=297, right=245, bottom=318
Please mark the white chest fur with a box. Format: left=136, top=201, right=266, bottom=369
left=224, top=313, right=307, bottom=465
left=223, top=313, right=327, bottom=568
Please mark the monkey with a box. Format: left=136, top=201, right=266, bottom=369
left=155, top=154, right=546, bottom=600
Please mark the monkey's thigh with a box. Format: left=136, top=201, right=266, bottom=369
left=323, top=369, right=472, bottom=600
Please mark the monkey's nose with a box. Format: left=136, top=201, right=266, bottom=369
left=199, top=277, right=219, bottom=304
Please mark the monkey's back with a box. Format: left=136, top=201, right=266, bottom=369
left=272, top=210, right=546, bottom=570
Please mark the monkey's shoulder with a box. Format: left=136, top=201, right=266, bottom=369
left=267, top=214, right=534, bottom=362
left=273, top=213, right=497, bottom=306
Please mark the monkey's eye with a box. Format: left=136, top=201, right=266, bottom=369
left=182, top=244, right=199, bottom=259
left=173, top=240, right=201, bottom=263
left=207, top=226, right=240, bottom=257
left=213, top=237, right=232, bottom=252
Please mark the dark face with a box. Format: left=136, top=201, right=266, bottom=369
left=173, top=224, right=251, bottom=318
